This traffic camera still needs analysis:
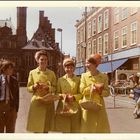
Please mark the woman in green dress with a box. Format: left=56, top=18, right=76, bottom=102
left=54, top=58, right=82, bottom=133
left=26, top=50, right=56, bottom=133
left=80, top=55, right=110, bottom=133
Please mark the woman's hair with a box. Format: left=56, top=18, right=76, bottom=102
left=0, top=59, right=15, bottom=74
left=34, top=50, right=48, bottom=62
left=63, top=58, right=75, bottom=67
left=87, top=56, right=97, bottom=66
left=133, top=74, right=139, bottom=84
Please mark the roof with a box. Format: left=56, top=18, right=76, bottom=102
left=0, top=19, right=16, bottom=34
left=22, top=39, right=54, bottom=50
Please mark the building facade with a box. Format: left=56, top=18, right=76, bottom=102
left=0, top=7, right=63, bottom=84
left=75, top=7, right=140, bottom=81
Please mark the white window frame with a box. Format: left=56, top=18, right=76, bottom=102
left=121, top=8, right=128, bottom=21
left=103, top=33, right=109, bottom=55
left=81, top=27, right=84, bottom=42
left=131, top=8, right=138, bottom=15
left=87, top=41, right=92, bottom=57
left=92, top=39, right=96, bottom=54
left=92, top=18, right=96, bottom=36
left=131, top=21, right=137, bottom=45
left=104, top=9, right=109, bottom=30
left=98, top=14, right=102, bottom=33
left=77, top=30, right=80, bottom=44
left=114, top=8, right=119, bottom=24
left=114, top=30, right=119, bottom=50
left=87, top=21, right=92, bottom=39
left=98, top=36, right=102, bottom=53
left=122, top=26, right=127, bottom=48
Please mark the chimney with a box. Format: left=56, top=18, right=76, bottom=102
left=39, top=11, right=44, bottom=27
left=16, top=7, right=27, bottom=47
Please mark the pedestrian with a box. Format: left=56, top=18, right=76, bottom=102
left=0, top=59, right=19, bottom=133
left=129, top=74, right=140, bottom=118
left=80, top=55, right=110, bottom=133
left=26, top=50, right=57, bottom=133
left=54, top=58, right=82, bottom=133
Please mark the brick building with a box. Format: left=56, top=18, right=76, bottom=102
left=0, top=7, right=63, bottom=84
left=75, top=7, right=140, bottom=81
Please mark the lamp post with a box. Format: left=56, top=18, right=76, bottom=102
left=57, top=28, right=63, bottom=76
left=84, top=7, right=87, bottom=72
left=57, top=28, right=63, bottom=53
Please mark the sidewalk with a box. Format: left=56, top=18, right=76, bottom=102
left=15, top=87, right=140, bottom=133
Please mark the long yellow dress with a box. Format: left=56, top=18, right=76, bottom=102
left=54, top=74, right=82, bottom=133
left=26, top=67, right=56, bottom=132
left=80, top=71, right=110, bottom=133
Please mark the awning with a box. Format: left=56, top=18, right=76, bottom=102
left=75, top=67, right=85, bottom=75
left=97, top=58, right=128, bottom=73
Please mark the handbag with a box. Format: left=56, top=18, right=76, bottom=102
left=56, top=95, right=78, bottom=117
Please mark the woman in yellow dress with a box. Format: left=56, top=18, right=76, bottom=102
left=26, top=50, right=57, bottom=133
left=80, top=55, right=110, bottom=133
left=54, top=58, right=82, bottom=133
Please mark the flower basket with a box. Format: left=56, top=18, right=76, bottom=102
left=56, top=96, right=78, bottom=117
left=79, top=100, right=102, bottom=111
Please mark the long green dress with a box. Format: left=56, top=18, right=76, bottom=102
left=26, top=67, right=56, bottom=133
left=80, top=71, right=110, bottom=133
left=54, top=74, right=82, bottom=133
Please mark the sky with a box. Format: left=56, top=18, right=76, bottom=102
left=0, top=7, right=84, bottom=57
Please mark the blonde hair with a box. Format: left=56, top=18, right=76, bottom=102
left=34, top=50, right=48, bottom=62
left=63, top=58, right=75, bottom=67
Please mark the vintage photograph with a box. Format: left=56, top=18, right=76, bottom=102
left=0, top=1, right=140, bottom=139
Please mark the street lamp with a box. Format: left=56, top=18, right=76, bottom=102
left=84, top=7, right=87, bottom=72
left=57, top=28, right=63, bottom=76
left=57, top=28, right=63, bottom=53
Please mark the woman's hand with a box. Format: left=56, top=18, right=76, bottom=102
left=66, top=94, right=75, bottom=103
left=32, top=82, right=40, bottom=91
left=94, top=83, right=104, bottom=95
left=90, top=84, right=96, bottom=93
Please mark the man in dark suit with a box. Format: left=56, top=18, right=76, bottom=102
left=0, top=59, right=19, bottom=133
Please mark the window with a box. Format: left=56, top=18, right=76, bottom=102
left=80, top=29, right=82, bottom=43
left=77, top=30, right=80, bottom=44
left=131, top=21, right=137, bottom=45
left=98, top=14, right=102, bottom=33
left=131, top=8, right=138, bottom=15
left=114, top=8, right=119, bottom=24
left=114, top=30, right=119, bottom=50
left=87, top=21, right=92, bottom=38
left=80, top=27, right=85, bottom=42
left=77, top=46, right=80, bottom=61
left=104, top=9, right=109, bottom=30
left=122, top=26, right=127, bottom=48
left=98, top=36, right=102, bottom=54
left=92, top=18, right=96, bottom=36
left=87, top=41, right=92, bottom=57
left=92, top=39, right=96, bottom=54
left=122, top=8, right=128, bottom=20
left=103, top=33, right=109, bottom=54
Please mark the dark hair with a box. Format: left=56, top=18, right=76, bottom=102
left=133, top=74, right=139, bottom=84
left=87, top=57, right=97, bottom=66
left=34, top=50, right=48, bottom=62
left=0, top=59, right=15, bottom=74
